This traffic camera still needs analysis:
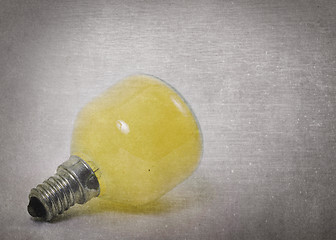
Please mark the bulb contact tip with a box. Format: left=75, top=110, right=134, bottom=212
left=28, top=197, right=47, bottom=218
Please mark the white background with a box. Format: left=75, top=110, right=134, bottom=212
left=1, top=0, right=335, bottom=239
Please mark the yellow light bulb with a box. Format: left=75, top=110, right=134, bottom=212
left=27, top=75, right=203, bottom=221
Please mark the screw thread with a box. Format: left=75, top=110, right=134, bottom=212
left=30, top=172, right=77, bottom=220
left=28, top=156, right=100, bottom=221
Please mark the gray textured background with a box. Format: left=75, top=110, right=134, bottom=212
left=1, top=0, right=336, bottom=239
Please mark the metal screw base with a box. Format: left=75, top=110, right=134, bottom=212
left=28, top=155, right=100, bottom=221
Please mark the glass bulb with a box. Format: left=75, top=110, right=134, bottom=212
left=27, top=75, right=203, bottom=221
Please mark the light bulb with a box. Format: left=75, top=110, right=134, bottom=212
left=28, top=75, right=203, bottom=221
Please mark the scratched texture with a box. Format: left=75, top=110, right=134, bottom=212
left=0, top=0, right=336, bottom=239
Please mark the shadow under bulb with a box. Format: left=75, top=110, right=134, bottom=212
left=27, top=75, right=203, bottom=221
